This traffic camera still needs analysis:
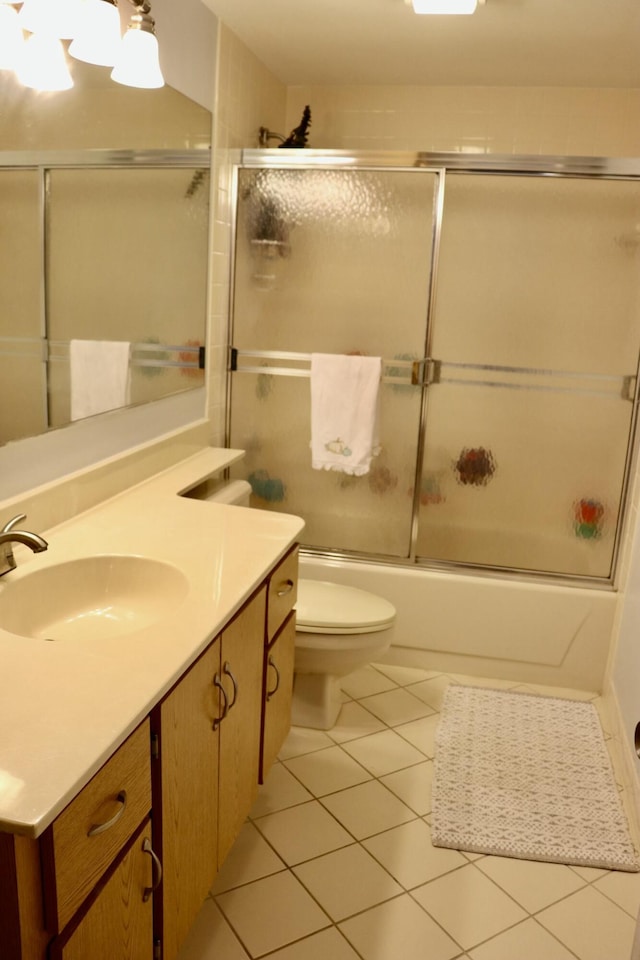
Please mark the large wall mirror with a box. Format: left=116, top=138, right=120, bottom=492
left=0, top=54, right=211, bottom=447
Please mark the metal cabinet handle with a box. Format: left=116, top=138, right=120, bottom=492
left=223, top=661, right=238, bottom=711
left=142, top=837, right=162, bottom=902
left=212, top=673, right=229, bottom=730
left=266, top=655, right=280, bottom=701
left=276, top=578, right=294, bottom=597
left=87, top=790, right=127, bottom=837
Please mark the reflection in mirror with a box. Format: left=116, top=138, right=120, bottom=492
left=0, top=61, right=211, bottom=447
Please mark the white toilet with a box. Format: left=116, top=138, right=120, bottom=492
left=200, top=479, right=397, bottom=729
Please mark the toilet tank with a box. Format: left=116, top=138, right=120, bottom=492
left=202, top=479, right=251, bottom=506
left=184, top=478, right=252, bottom=506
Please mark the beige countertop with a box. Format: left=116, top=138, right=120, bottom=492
left=0, top=448, right=304, bottom=838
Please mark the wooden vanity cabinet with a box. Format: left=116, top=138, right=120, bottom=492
left=261, top=612, right=296, bottom=778
left=260, top=547, right=298, bottom=782
left=48, top=819, right=155, bottom=960
left=0, top=548, right=298, bottom=960
left=151, top=585, right=267, bottom=960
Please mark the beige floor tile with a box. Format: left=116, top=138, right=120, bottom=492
left=264, top=927, right=361, bottom=960
left=363, top=818, right=467, bottom=889
left=294, top=844, right=403, bottom=921
left=283, top=745, right=372, bottom=796
left=594, top=868, right=640, bottom=917
left=394, top=714, right=441, bottom=757
left=177, top=899, right=249, bottom=960
left=373, top=663, right=443, bottom=686
left=404, top=675, right=453, bottom=711
left=411, top=864, right=527, bottom=950
left=569, top=864, right=610, bottom=882
left=380, top=760, right=434, bottom=816
left=215, top=871, right=330, bottom=957
left=341, top=665, right=398, bottom=699
left=475, top=855, right=586, bottom=913
left=359, top=687, right=436, bottom=726
left=341, top=729, right=427, bottom=776
left=446, top=675, right=517, bottom=692
left=511, top=683, right=597, bottom=701
left=467, top=918, right=576, bottom=960
left=249, top=762, right=313, bottom=819
left=326, top=700, right=387, bottom=743
left=278, top=726, right=334, bottom=760
left=537, top=885, right=636, bottom=960
left=253, top=800, right=353, bottom=865
left=321, top=779, right=416, bottom=840
left=211, top=821, right=285, bottom=894
left=338, top=893, right=461, bottom=960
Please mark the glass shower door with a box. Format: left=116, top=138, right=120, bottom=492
left=229, top=166, right=439, bottom=557
left=416, top=174, right=640, bottom=578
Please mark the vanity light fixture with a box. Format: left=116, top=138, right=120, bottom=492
left=411, top=0, right=481, bottom=13
left=0, top=2, right=24, bottom=71
left=111, top=3, right=164, bottom=89
left=2, top=0, right=164, bottom=92
left=68, top=0, right=123, bottom=67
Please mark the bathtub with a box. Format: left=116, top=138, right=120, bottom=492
left=299, top=554, right=616, bottom=692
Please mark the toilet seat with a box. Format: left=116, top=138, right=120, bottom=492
left=295, top=579, right=396, bottom=635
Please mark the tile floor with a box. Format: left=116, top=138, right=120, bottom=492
left=177, top=664, right=640, bottom=960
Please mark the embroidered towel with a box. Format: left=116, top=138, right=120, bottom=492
left=70, top=339, right=131, bottom=421
left=310, top=353, right=382, bottom=476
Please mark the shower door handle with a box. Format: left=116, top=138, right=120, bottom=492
left=411, top=358, right=441, bottom=387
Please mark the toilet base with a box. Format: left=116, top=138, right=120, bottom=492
left=292, top=672, right=343, bottom=730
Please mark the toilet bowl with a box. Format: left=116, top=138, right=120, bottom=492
left=293, top=579, right=395, bottom=729
left=198, top=478, right=397, bottom=729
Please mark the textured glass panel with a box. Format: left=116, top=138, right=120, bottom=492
left=432, top=175, right=640, bottom=376
left=416, top=383, right=632, bottom=577
left=47, top=168, right=208, bottom=422
left=234, top=169, right=436, bottom=358
left=229, top=373, right=422, bottom=557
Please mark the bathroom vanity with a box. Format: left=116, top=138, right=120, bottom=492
left=0, top=449, right=303, bottom=960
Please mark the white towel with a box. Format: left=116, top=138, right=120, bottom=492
left=310, top=353, right=382, bottom=476
left=70, top=340, right=131, bottom=421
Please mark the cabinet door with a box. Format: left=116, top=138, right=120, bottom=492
left=261, top=612, right=296, bottom=781
left=152, top=639, right=221, bottom=960
left=217, top=587, right=266, bottom=867
left=49, top=820, right=154, bottom=960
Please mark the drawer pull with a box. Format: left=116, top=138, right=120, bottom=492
left=87, top=790, right=127, bottom=837
left=276, top=578, right=294, bottom=597
left=223, top=661, right=238, bottom=711
left=212, top=673, right=229, bottom=730
left=142, top=837, right=163, bottom=902
left=266, top=655, right=280, bottom=700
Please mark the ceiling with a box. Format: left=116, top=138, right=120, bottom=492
left=201, top=0, right=640, bottom=88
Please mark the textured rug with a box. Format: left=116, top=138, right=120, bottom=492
left=431, top=684, right=640, bottom=872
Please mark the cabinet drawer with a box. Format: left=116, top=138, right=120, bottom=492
left=41, top=719, right=151, bottom=933
left=267, top=546, right=298, bottom=642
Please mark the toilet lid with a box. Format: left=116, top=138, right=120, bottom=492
left=295, top=579, right=396, bottom=634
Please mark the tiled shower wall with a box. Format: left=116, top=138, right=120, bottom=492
left=285, top=85, right=640, bottom=156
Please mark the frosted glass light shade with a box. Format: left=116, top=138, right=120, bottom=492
left=412, top=0, right=477, bottom=12
left=69, top=0, right=122, bottom=66
left=111, top=28, right=164, bottom=89
left=18, top=0, right=84, bottom=38
left=16, top=33, right=73, bottom=90
left=0, top=4, right=24, bottom=70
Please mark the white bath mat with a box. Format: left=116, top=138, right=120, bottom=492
left=431, top=684, right=640, bottom=872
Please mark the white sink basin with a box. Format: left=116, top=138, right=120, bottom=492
left=0, top=555, right=190, bottom=641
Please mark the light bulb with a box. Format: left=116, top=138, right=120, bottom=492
left=0, top=4, right=24, bottom=70
left=18, top=0, right=84, bottom=39
left=111, top=23, right=164, bottom=89
left=69, top=0, right=122, bottom=67
left=16, top=33, right=74, bottom=91
left=412, top=0, right=477, bottom=12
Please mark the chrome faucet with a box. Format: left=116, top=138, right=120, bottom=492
left=0, top=514, right=48, bottom=577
